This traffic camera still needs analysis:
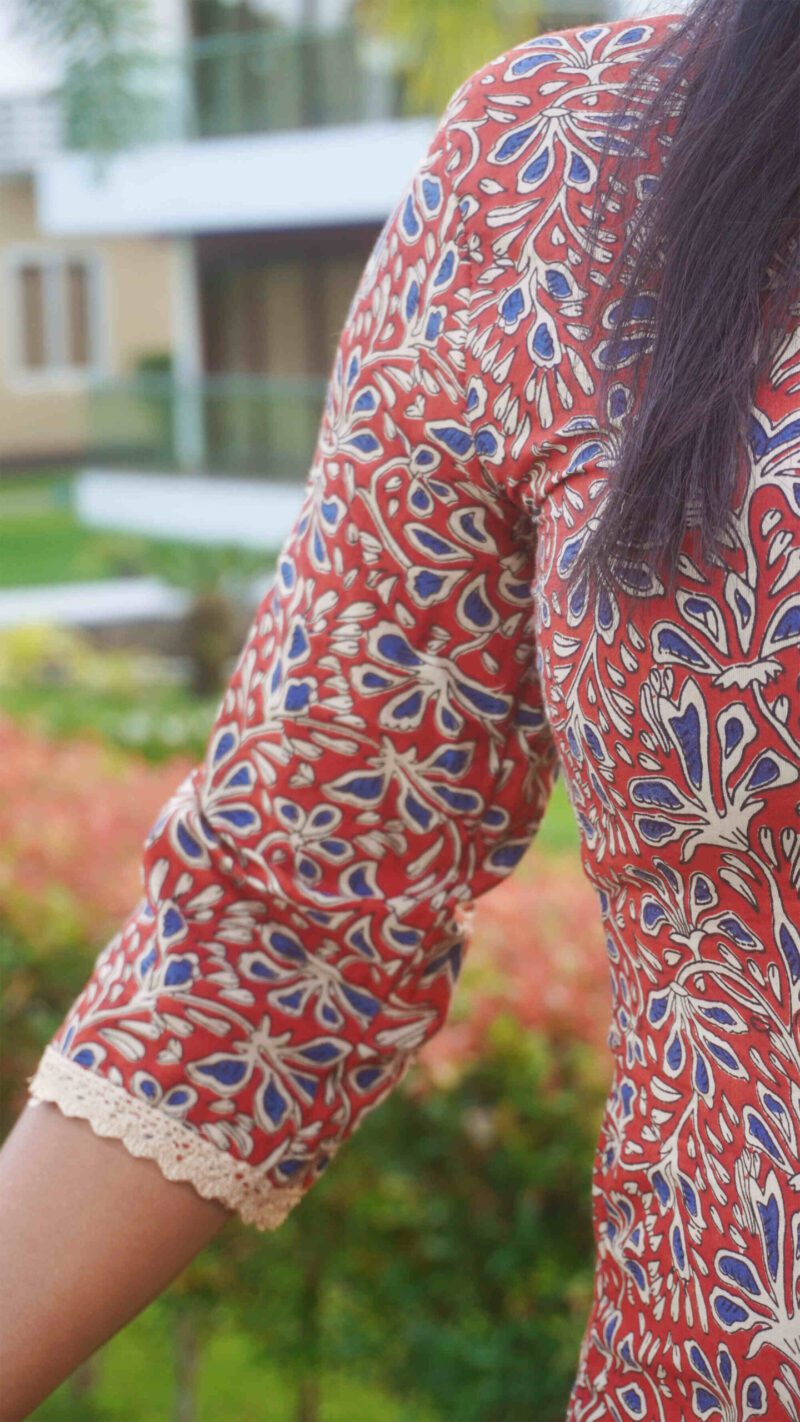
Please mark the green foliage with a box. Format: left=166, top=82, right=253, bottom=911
left=357, top=0, right=544, bottom=114
left=144, top=539, right=271, bottom=596
left=16, top=0, right=163, bottom=154
left=132, top=351, right=176, bottom=455
left=536, top=769, right=580, bottom=857
left=0, top=498, right=271, bottom=591
left=17, top=0, right=151, bottom=49
left=30, top=1293, right=435, bottom=1421
left=0, top=466, right=279, bottom=746
left=0, top=623, right=221, bottom=758
left=340, top=1018, right=604, bottom=1420
left=0, top=918, right=91, bottom=1140
left=0, top=682, right=220, bottom=760
left=135, top=351, right=173, bottom=377
left=0, top=623, right=152, bottom=695
left=0, top=509, right=107, bottom=588
left=222, top=1016, right=605, bottom=1422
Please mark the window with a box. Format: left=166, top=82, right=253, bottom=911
left=6, top=251, right=105, bottom=383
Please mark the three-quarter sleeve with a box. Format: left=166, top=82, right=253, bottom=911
left=26, top=88, right=560, bottom=1229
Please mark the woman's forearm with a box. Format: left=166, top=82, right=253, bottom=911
left=0, top=1100, right=231, bottom=1422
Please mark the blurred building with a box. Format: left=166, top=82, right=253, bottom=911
left=0, top=86, right=175, bottom=466
left=1, top=0, right=637, bottom=480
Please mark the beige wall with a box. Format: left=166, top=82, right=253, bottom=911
left=203, top=250, right=368, bottom=378
left=0, top=175, right=174, bottom=465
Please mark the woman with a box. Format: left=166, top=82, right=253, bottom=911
left=2, top=1, right=799, bottom=1416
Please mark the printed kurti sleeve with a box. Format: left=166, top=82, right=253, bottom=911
left=26, top=95, right=560, bottom=1231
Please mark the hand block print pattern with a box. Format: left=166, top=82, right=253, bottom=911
left=28, top=25, right=562, bottom=1225
left=28, top=11, right=800, bottom=1416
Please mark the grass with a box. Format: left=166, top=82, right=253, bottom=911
left=0, top=509, right=273, bottom=591
left=0, top=472, right=273, bottom=590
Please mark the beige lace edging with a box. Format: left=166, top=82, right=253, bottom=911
left=26, top=1046, right=306, bottom=1231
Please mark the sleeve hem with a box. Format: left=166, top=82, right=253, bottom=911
left=26, top=1045, right=306, bottom=1231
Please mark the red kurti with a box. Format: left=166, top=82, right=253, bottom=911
left=28, top=11, right=800, bottom=1417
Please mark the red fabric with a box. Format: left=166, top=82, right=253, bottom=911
left=34, top=12, right=800, bottom=1415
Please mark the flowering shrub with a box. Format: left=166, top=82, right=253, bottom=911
left=0, top=714, right=193, bottom=952
left=417, top=856, right=610, bottom=1091
left=0, top=622, right=162, bottom=696
left=0, top=623, right=224, bottom=760
left=296, top=857, right=613, bottom=1421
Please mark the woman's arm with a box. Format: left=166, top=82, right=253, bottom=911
left=3, top=51, right=561, bottom=1420
left=0, top=1101, right=230, bottom=1422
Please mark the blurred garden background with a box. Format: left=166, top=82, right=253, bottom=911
left=0, top=0, right=658, bottom=1416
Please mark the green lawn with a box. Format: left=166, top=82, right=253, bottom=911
left=0, top=472, right=272, bottom=590
left=0, top=508, right=272, bottom=591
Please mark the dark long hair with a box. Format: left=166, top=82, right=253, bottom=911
left=569, top=0, right=800, bottom=601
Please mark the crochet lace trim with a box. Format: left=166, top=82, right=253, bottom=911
left=26, top=1046, right=306, bottom=1231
